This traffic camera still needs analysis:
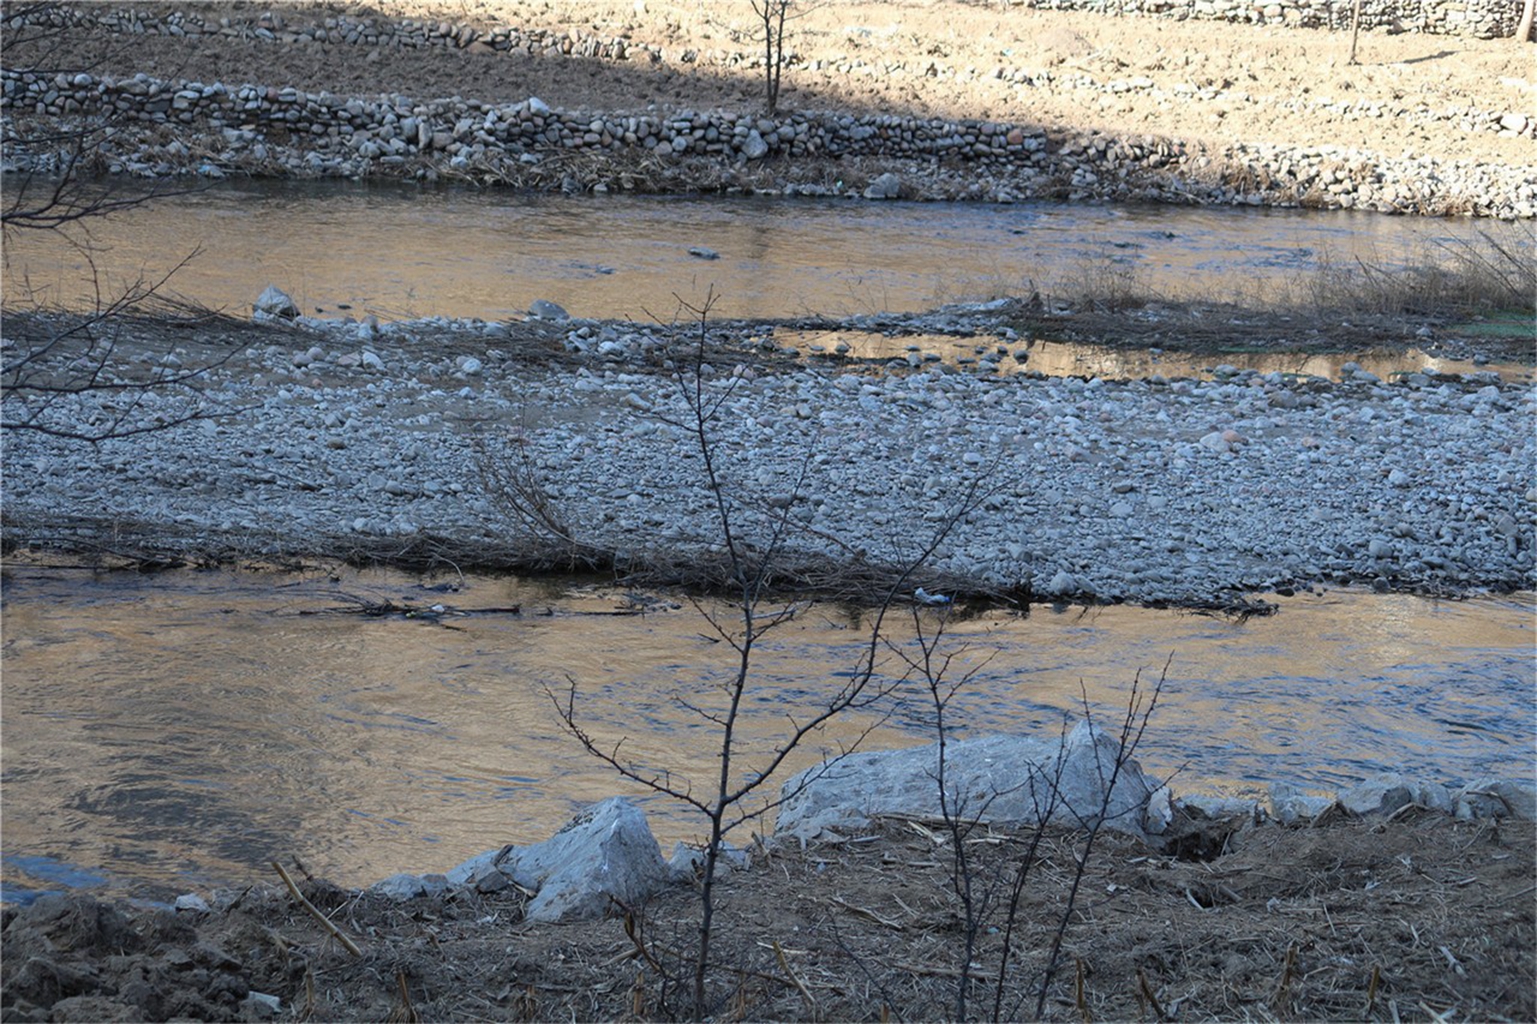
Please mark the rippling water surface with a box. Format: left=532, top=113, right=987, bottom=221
left=5, top=180, right=1524, bottom=322
left=3, top=562, right=1531, bottom=902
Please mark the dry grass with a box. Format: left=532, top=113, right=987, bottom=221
left=998, top=225, right=1535, bottom=355
left=1291, top=227, right=1536, bottom=321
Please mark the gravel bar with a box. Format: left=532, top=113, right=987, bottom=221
left=4, top=309, right=1533, bottom=606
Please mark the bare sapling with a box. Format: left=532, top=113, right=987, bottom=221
left=1027, top=664, right=1168, bottom=1021
left=548, top=289, right=995, bottom=1018
left=887, top=600, right=1003, bottom=1020
left=748, top=0, right=817, bottom=115
left=2, top=5, right=227, bottom=442
left=896, top=598, right=1171, bottom=1021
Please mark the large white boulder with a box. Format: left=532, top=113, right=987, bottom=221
left=448, top=797, right=672, bottom=922
left=774, top=721, right=1162, bottom=842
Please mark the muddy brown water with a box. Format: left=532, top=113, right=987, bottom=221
left=5, top=179, right=1526, bottom=329
left=2, top=562, right=1531, bottom=904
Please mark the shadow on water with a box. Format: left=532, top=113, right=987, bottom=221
left=2, top=561, right=1532, bottom=901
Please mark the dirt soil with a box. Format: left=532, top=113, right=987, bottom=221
left=3, top=813, right=1533, bottom=1022
left=26, top=0, right=1536, bottom=169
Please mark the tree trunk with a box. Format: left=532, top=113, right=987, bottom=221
left=1518, top=0, right=1536, bottom=42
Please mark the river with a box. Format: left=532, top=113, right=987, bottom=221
left=2, top=560, right=1531, bottom=903
left=5, top=179, right=1525, bottom=323
left=3, top=186, right=1533, bottom=905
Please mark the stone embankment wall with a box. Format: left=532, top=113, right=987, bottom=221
left=7, top=63, right=1533, bottom=218
left=3, top=5, right=1534, bottom=218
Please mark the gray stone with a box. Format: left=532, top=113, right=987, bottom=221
left=239, top=992, right=282, bottom=1020
left=775, top=722, right=1162, bottom=842
left=486, top=797, right=673, bottom=922
left=1268, top=782, right=1335, bottom=824
left=1145, top=785, right=1174, bottom=835
left=173, top=893, right=210, bottom=913
left=1179, top=793, right=1261, bottom=820
left=1199, top=430, right=1232, bottom=453
left=253, top=284, right=298, bottom=319
left=1454, top=778, right=1537, bottom=820
left=687, top=246, right=720, bottom=260
left=668, top=840, right=749, bottom=882
left=528, top=299, right=569, bottom=320
left=371, top=872, right=428, bottom=901
left=1337, top=772, right=1450, bottom=816
left=1047, top=569, right=1079, bottom=596
left=741, top=129, right=769, bottom=160
left=863, top=172, right=901, bottom=199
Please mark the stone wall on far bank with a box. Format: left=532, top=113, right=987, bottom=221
left=4, top=65, right=1534, bottom=219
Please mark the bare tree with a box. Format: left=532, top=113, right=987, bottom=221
left=897, top=609, right=1172, bottom=1021
left=2, top=2, right=230, bottom=442
left=546, top=290, right=994, bottom=1018
left=747, top=0, right=807, bottom=115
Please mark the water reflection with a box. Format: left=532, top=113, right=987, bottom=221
left=784, top=330, right=1533, bottom=382
left=2, top=562, right=1531, bottom=901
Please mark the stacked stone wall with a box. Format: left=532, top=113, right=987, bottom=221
left=5, top=65, right=1534, bottom=217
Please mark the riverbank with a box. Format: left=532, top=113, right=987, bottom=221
left=3, top=812, right=1533, bottom=1022
left=3, top=303, right=1533, bottom=606
left=3, top=2, right=1535, bottom=216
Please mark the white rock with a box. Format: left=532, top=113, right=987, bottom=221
left=1047, top=569, right=1079, bottom=596
left=173, top=893, right=210, bottom=913
left=501, top=797, right=673, bottom=922
left=1268, top=782, right=1334, bottom=824
left=254, top=284, right=298, bottom=319
left=775, top=722, right=1162, bottom=842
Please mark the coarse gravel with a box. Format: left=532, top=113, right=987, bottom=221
left=5, top=310, right=1532, bottom=606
